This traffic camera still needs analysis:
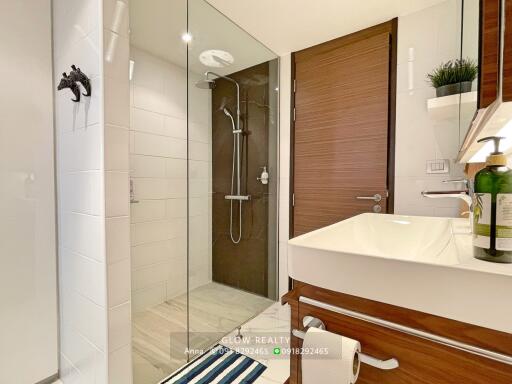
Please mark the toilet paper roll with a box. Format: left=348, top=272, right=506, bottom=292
left=302, top=327, right=361, bottom=384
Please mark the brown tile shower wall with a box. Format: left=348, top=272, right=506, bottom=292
left=212, top=62, right=271, bottom=297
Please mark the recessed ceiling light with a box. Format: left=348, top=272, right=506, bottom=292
left=199, top=49, right=234, bottom=68
left=181, top=33, right=192, bottom=43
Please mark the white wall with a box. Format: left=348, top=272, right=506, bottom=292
left=278, top=54, right=292, bottom=300
left=129, top=47, right=211, bottom=313
left=0, top=1, right=58, bottom=382
left=394, top=0, right=465, bottom=217
left=53, top=0, right=132, bottom=382
left=277, top=2, right=467, bottom=295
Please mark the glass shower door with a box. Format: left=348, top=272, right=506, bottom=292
left=187, top=0, right=279, bottom=359
left=129, top=1, right=189, bottom=383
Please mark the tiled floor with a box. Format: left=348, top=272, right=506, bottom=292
left=132, top=282, right=276, bottom=384
left=220, top=302, right=291, bottom=383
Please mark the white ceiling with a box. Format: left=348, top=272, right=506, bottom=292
left=205, top=0, right=447, bottom=55
left=130, top=0, right=276, bottom=75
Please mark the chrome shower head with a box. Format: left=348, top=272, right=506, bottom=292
left=195, top=78, right=216, bottom=89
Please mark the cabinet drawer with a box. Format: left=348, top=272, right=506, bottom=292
left=295, top=302, right=512, bottom=384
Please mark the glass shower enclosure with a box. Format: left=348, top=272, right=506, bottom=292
left=129, top=1, right=278, bottom=382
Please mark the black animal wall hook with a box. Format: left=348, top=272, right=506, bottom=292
left=69, top=65, right=91, bottom=97
left=57, top=72, right=81, bottom=102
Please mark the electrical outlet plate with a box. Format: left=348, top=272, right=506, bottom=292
left=426, top=159, right=450, bottom=174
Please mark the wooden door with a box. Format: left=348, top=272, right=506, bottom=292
left=291, top=20, right=397, bottom=237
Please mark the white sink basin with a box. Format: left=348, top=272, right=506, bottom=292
left=290, top=213, right=462, bottom=265
left=288, top=213, right=512, bottom=333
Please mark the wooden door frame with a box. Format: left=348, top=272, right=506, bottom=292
left=288, top=19, right=398, bottom=240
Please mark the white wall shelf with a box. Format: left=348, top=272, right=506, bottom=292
left=427, top=91, right=477, bottom=120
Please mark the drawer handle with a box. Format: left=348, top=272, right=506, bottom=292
left=292, top=316, right=399, bottom=370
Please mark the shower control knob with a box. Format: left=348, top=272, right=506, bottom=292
left=257, top=166, right=269, bottom=185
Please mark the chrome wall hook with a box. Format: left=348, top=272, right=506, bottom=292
left=292, top=316, right=399, bottom=371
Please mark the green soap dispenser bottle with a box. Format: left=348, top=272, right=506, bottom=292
left=473, top=136, right=512, bottom=263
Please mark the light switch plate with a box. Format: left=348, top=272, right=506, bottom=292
left=426, top=159, right=450, bottom=174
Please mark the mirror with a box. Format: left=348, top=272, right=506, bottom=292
left=459, top=0, right=480, bottom=146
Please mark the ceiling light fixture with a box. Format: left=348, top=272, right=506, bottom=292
left=199, top=49, right=234, bottom=68
left=181, top=33, right=192, bottom=43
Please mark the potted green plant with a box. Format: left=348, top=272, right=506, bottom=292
left=427, top=58, right=478, bottom=97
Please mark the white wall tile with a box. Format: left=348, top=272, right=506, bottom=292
left=132, top=107, right=165, bottom=136
left=105, top=125, right=129, bottom=171
left=130, top=154, right=166, bottom=178
left=166, top=199, right=187, bottom=218
left=189, top=160, right=209, bottom=179
left=106, top=216, right=130, bottom=264
left=189, top=141, right=209, bottom=161
left=104, top=31, right=129, bottom=82
left=130, top=219, right=186, bottom=245
left=108, top=259, right=131, bottom=307
left=132, top=131, right=169, bottom=157
left=61, top=248, right=106, bottom=306
left=166, top=158, right=187, bottom=178
left=130, top=199, right=167, bottom=223
left=129, top=47, right=210, bottom=314
left=108, top=302, right=131, bottom=351
left=131, top=178, right=168, bottom=200
left=61, top=324, right=107, bottom=384
left=60, top=124, right=103, bottom=171
left=132, top=283, right=166, bottom=313
left=132, top=85, right=168, bottom=115
left=61, top=172, right=103, bottom=215
left=189, top=198, right=208, bottom=217
left=103, top=0, right=129, bottom=37
left=105, top=76, right=130, bottom=128
left=164, top=115, right=187, bottom=139
left=108, top=345, right=133, bottom=384
left=53, top=0, right=99, bottom=59
left=131, top=240, right=175, bottom=270
left=168, top=179, right=188, bottom=198
left=105, top=171, right=130, bottom=217
left=168, top=137, right=187, bottom=159
left=61, top=212, right=105, bottom=263
left=132, top=262, right=170, bottom=291
left=61, top=289, right=107, bottom=352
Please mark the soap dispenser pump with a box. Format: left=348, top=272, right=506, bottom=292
left=473, top=136, right=512, bottom=263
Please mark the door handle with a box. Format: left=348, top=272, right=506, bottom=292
left=356, top=194, right=382, bottom=202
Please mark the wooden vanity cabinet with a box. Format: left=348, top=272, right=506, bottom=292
left=283, top=281, right=512, bottom=384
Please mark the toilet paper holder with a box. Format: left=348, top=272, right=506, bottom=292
left=292, top=316, right=399, bottom=371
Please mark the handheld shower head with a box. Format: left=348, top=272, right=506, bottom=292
left=222, top=107, right=233, bottom=118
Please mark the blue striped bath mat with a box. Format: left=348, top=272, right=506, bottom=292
left=160, top=344, right=267, bottom=384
